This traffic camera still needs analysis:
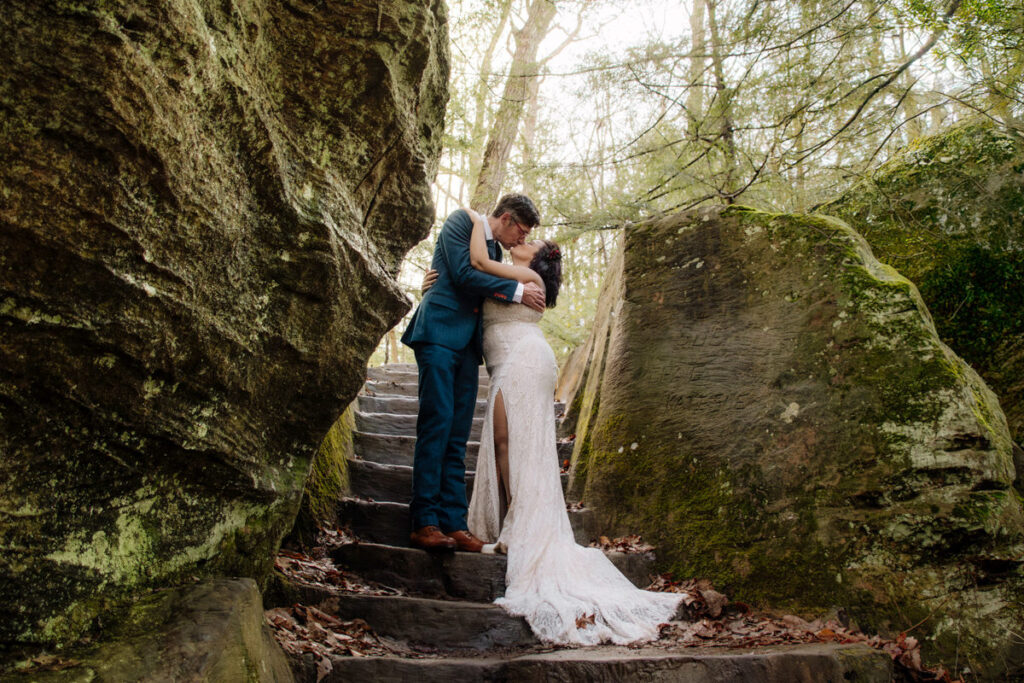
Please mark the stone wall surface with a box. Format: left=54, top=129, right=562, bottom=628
left=819, top=123, right=1024, bottom=457
left=0, top=0, right=447, bottom=647
left=565, top=206, right=1024, bottom=677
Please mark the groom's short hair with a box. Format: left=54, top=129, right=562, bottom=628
left=492, top=194, right=540, bottom=229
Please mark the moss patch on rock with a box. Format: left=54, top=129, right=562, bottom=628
left=819, top=121, right=1024, bottom=452
left=287, top=405, right=355, bottom=546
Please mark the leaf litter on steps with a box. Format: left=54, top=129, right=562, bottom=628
left=267, top=526, right=960, bottom=682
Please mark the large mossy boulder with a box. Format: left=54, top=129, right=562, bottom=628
left=819, top=123, right=1024, bottom=455
left=566, top=205, right=1024, bottom=677
left=0, top=0, right=446, bottom=649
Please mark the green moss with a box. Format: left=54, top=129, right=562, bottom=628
left=819, top=121, right=1024, bottom=445
left=14, top=475, right=302, bottom=646
left=585, top=424, right=844, bottom=611
left=561, top=369, right=589, bottom=438
left=287, top=404, right=354, bottom=545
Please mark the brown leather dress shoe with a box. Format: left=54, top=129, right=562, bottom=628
left=447, top=529, right=484, bottom=553
left=410, top=525, right=457, bottom=550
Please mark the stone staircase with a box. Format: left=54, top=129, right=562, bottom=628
left=270, top=363, right=894, bottom=682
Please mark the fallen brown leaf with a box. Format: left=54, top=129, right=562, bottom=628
left=575, top=613, right=596, bottom=629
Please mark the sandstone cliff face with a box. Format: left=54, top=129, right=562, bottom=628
left=565, top=206, right=1024, bottom=676
left=0, top=0, right=446, bottom=646
left=820, top=123, right=1024, bottom=455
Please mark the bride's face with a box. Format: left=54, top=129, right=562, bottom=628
left=510, top=239, right=543, bottom=266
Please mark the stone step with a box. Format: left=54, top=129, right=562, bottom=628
left=273, top=586, right=536, bottom=650
left=363, top=379, right=489, bottom=400
left=357, top=394, right=427, bottom=416
left=366, top=370, right=491, bottom=386
left=331, top=543, right=656, bottom=603
left=356, top=394, right=565, bottom=419
left=352, top=432, right=573, bottom=470
left=338, top=499, right=602, bottom=547
left=370, top=362, right=419, bottom=373
left=355, top=411, right=485, bottom=440
left=367, top=364, right=490, bottom=383
left=321, top=644, right=892, bottom=682
left=347, top=459, right=569, bottom=505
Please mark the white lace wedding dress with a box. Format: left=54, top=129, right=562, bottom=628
left=467, top=299, right=683, bottom=645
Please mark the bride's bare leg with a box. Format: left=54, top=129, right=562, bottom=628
left=493, top=389, right=511, bottom=523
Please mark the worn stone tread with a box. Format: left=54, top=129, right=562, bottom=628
left=364, top=379, right=490, bottom=400
left=357, top=393, right=478, bottom=416
left=356, top=410, right=485, bottom=440
left=338, top=498, right=601, bottom=547
left=278, top=589, right=537, bottom=650
left=357, top=394, right=565, bottom=419
left=347, top=459, right=568, bottom=505
left=321, top=643, right=892, bottom=682
left=367, top=365, right=489, bottom=383
left=331, top=543, right=654, bottom=602
left=368, top=362, right=419, bottom=374
left=353, top=431, right=572, bottom=469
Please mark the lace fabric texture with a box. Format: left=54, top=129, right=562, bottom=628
left=467, top=299, right=682, bottom=646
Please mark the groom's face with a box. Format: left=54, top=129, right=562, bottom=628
left=494, top=211, right=533, bottom=249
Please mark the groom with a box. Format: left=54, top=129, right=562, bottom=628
left=401, top=194, right=545, bottom=551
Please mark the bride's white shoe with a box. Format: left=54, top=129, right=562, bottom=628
left=481, top=541, right=507, bottom=555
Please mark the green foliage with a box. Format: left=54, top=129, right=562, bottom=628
left=919, top=245, right=1024, bottom=369
left=902, top=0, right=1023, bottom=58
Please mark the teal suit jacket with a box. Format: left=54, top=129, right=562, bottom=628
left=401, top=209, right=519, bottom=361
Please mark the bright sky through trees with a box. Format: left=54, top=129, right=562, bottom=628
left=373, top=0, right=1023, bottom=365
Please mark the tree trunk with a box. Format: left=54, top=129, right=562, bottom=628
left=468, top=0, right=514, bottom=187
left=705, top=0, right=737, bottom=201
left=470, top=0, right=559, bottom=211
left=387, top=328, right=401, bottom=364
left=520, top=73, right=543, bottom=198
left=898, top=29, right=923, bottom=141
left=687, top=0, right=706, bottom=139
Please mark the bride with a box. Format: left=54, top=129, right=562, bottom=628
left=455, top=207, right=683, bottom=646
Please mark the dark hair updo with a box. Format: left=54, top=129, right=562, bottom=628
left=528, top=240, right=562, bottom=308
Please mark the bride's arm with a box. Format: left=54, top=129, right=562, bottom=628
left=467, top=209, right=543, bottom=287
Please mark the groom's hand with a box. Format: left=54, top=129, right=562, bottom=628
left=421, top=268, right=438, bottom=294
left=522, top=282, right=545, bottom=312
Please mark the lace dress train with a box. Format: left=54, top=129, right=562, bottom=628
left=467, top=300, right=682, bottom=645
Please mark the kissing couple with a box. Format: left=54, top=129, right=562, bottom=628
left=400, top=194, right=683, bottom=645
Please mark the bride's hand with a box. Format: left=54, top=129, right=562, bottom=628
left=521, top=282, right=545, bottom=312
left=463, top=206, right=482, bottom=222
left=421, top=268, right=438, bottom=294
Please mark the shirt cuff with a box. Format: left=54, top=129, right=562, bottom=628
left=513, top=283, right=524, bottom=303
